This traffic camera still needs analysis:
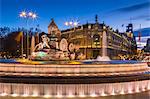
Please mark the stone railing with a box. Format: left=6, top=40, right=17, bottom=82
left=0, top=62, right=149, bottom=76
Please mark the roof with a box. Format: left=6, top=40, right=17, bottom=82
left=48, top=19, right=58, bottom=28
left=61, top=23, right=104, bottom=33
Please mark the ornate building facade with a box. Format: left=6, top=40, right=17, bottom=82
left=61, top=16, right=137, bottom=59
left=48, top=19, right=61, bottom=42
left=47, top=19, right=61, bottom=49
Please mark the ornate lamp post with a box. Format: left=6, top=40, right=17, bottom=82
left=64, top=20, right=79, bottom=41
left=19, top=11, right=37, bottom=58
left=64, top=21, right=79, bottom=29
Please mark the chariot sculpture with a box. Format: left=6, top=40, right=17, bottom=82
left=30, top=34, right=85, bottom=60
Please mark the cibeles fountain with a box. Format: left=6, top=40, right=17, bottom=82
left=30, top=34, right=86, bottom=61
left=0, top=32, right=150, bottom=98
left=30, top=29, right=110, bottom=61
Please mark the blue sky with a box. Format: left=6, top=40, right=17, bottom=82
left=0, top=0, right=150, bottom=33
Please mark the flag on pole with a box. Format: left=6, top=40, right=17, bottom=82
left=15, top=32, right=23, bottom=42
left=138, top=24, right=142, bottom=42
left=31, top=35, right=35, bottom=53
left=14, top=32, right=24, bottom=57
left=138, top=31, right=141, bottom=41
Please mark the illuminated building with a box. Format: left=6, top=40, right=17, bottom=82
left=0, top=18, right=149, bottom=98
left=48, top=18, right=61, bottom=42
left=61, top=15, right=137, bottom=59
left=143, top=38, right=150, bottom=52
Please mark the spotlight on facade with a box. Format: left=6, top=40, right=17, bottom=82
left=0, top=93, right=8, bottom=96
left=90, top=93, right=97, bottom=97
left=103, top=26, right=106, bottom=29
left=11, top=93, right=18, bottom=97
left=22, top=94, right=29, bottom=97
left=43, top=94, right=52, bottom=98
left=79, top=93, right=86, bottom=97
left=56, top=94, right=63, bottom=98
left=68, top=93, right=75, bottom=98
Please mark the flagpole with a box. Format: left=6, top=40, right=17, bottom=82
left=138, top=24, right=142, bottom=50
left=21, top=32, right=24, bottom=58
left=19, top=11, right=38, bottom=58
left=139, top=24, right=141, bottom=41
left=121, top=24, right=124, bottom=32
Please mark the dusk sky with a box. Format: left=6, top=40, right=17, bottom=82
left=0, top=0, right=150, bottom=33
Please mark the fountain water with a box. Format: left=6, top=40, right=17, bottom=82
left=1, top=80, right=150, bottom=98
left=96, top=30, right=110, bottom=61
left=30, top=36, right=35, bottom=54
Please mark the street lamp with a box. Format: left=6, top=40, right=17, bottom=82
left=19, top=11, right=37, bottom=58
left=64, top=20, right=79, bottom=46
left=73, top=22, right=78, bottom=27
left=64, top=20, right=79, bottom=38
left=19, top=11, right=26, bottom=18
left=32, top=13, right=37, bottom=19
left=64, top=20, right=79, bottom=27
left=65, top=22, right=69, bottom=26
left=28, top=12, right=33, bottom=17
left=19, top=11, right=37, bottom=19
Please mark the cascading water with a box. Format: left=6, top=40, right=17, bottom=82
left=30, top=36, right=35, bottom=54
left=0, top=80, right=150, bottom=97
left=97, top=30, right=110, bottom=61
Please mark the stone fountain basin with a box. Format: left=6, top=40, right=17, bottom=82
left=0, top=59, right=149, bottom=77
left=0, top=59, right=150, bottom=97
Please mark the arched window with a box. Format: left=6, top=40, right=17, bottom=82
left=93, top=34, right=100, bottom=46
left=93, top=34, right=100, bottom=42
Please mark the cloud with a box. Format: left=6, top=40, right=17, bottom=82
left=137, top=42, right=146, bottom=47
left=136, top=36, right=150, bottom=48
left=146, top=18, right=150, bottom=21
left=134, top=27, right=150, bottom=36
left=113, top=2, right=150, bottom=13
left=136, top=36, right=150, bottom=42
left=130, top=14, right=150, bottom=20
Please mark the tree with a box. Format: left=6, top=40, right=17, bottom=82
left=0, top=27, right=11, bottom=37
left=4, top=32, right=21, bottom=57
